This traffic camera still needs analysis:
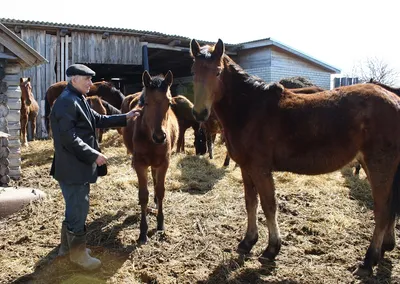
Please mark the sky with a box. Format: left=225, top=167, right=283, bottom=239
left=2, top=0, right=400, bottom=85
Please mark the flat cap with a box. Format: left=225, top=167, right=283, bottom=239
left=66, top=64, right=96, bottom=77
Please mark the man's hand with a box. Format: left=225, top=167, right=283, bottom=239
left=126, top=109, right=141, bottom=119
left=95, top=153, right=108, bottom=166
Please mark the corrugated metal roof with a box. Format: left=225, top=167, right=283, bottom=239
left=0, top=18, right=190, bottom=39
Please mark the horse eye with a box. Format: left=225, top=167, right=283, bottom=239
left=216, top=70, right=221, bottom=76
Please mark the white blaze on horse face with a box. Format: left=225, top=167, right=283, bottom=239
left=192, top=67, right=218, bottom=118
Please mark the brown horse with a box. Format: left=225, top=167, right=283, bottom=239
left=120, top=92, right=141, bottom=115
left=171, top=95, right=206, bottom=155
left=287, top=86, right=326, bottom=94
left=190, top=39, right=400, bottom=276
left=45, top=81, right=125, bottom=136
left=122, top=70, right=178, bottom=243
left=86, top=96, right=123, bottom=142
left=86, top=96, right=107, bottom=142
left=19, top=78, right=39, bottom=147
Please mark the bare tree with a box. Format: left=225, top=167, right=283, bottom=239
left=352, top=57, right=399, bottom=86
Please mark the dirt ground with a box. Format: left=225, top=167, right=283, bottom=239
left=0, top=130, right=399, bottom=284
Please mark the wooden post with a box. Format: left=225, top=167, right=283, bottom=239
left=56, top=30, right=61, bottom=82
left=142, top=44, right=149, bottom=72
left=65, top=35, right=69, bottom=70
left=61, top=37, right=65, bottom=82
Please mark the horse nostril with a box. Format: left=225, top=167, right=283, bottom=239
left=192, top=109, right=209, bottom=122
left=152, top=132, right=166, bottom=144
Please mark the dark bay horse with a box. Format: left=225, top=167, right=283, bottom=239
left=122, top=71, right=178, bottom=243
left=45, top=81, right=125, bottom=135
left=368, top=79, right=400, bottom=96
left=19, top=78, right=39, bottom=147
left=171, top=95, right=206, bottom=155
left=190, top=39, right=400, bottom=276
left=87, top=96, right=123, bottom=142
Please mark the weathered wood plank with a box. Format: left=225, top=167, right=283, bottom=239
left=5, top=64, right=21, bottom=75
left=65, top=35, right=69, bottom=69
left=7, top=98, right=20, bottom=110
left=56, top=30, right=61, bottom=82
left=3, top=74, right=20, bottom=86
left=61, top=37, right=65, bottom=81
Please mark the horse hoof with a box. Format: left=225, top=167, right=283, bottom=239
left=137, top=234, right=148, bottom=244
left=352, top=264, right=373, bottom=277
left=258, top=255, right=274, bottom=265
left=260, top=249, right=278, bottom=261
left=237, top=237, right=258, bottom=254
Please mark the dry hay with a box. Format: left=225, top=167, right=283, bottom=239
left=1, top=130, right=400, bottom=284
left=279, top=77, right=315, bottom=89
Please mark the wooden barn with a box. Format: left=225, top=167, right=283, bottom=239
left=0, top=18, right=340, bottom=140
left=0, top=23, right=47, bottom=182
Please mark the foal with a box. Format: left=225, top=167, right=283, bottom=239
left=19, top=78, right=39, bottom=147
left=124, top=71, right=178, bottom=243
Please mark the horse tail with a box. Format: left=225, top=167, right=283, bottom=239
left=391, top=163, right=400, bottom=216
left=44, top=92, right=51, bottom=134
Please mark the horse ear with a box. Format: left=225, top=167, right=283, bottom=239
left=19, top=78, right=24, bottom=84
left=164, top=70, right=173, bottom=87
left=27, top=77, right=31, bottom=82
left=190, top=39, right=201, bottom=57
left=213, top=39, right=225, bottom=59
left=142, top=71, right=151, bottom=88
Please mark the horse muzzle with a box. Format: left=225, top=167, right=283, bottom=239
left=152, top=132, right=167, bottom=144
left=192, top=108, right=210, bottom=122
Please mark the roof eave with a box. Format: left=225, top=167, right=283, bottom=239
left=0, top=23, right=48, bottom=68
left=237, top=38, right=341, bottom=74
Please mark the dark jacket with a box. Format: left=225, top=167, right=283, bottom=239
left=50, top=83, right=127, bottom=184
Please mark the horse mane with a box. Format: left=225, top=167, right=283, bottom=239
left=219, top=55, right=284, bottom=99
left=368, top=79, right=400, bottom=96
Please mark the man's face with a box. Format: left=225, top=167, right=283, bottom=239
left=72, top=75, right=93, bottom=94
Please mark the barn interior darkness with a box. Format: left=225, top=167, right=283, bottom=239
left=85, top=48, right=194, bottom=95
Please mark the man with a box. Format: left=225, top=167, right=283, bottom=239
left=50, top=64, right=139, bottom=270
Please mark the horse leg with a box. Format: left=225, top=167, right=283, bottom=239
left=354, top=162, right=361, bottom=176
left=20, top=116, right=28, bottom=147
left=134, top=161, right=149, bottom=244
left=353, top=158, right=398, bottom=276
left=252, top=169, right=281, bottom=261
left=151, top=167, right=158, bottom=207
left=381, top=215, right=396, bottom=258
left=176, top=125, right=184, bottom=153
left=154, top=163, right=168, bottom=231
left=237, top=167, right=258, bottom=254
left=98, top=129, right=103, bottom=143
left=30, top=115, right=37, bottom=140
left=207, top=133, right=213, bottom=159
left=223, top=151, right=230, bottom=167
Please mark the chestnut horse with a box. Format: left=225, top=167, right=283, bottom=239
left=190, top=39, right=400, bottom=276
left=19, top=78, right=39, bottom=147
left=171, top=95, right=206, bottom=155
left=45, top=81, right=125, bottom=135
left=122, top=71, right=178, bottom=243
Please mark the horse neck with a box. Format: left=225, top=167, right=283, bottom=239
left=211, top=57, right=255, bottom=133
left=20, top=87, right=31, bottom=106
